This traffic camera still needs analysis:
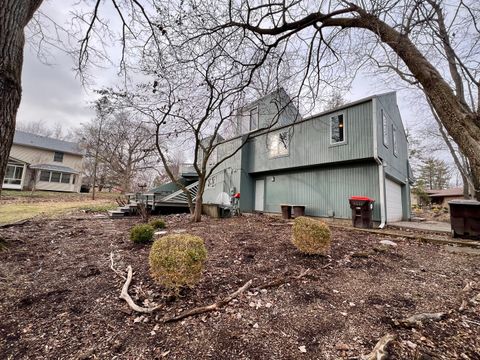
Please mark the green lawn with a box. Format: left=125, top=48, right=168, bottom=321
left=0, top=200, right=117, bottom=225
left=1, top=190, right=120, bottom=201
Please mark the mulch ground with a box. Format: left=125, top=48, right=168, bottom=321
left=0, top=213, right=479, bottom=359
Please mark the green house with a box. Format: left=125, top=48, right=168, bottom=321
left=203, top=89, right=412, bottom=226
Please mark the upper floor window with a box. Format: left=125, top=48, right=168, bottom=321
left=250, top=107, right=258, bottom=131
left=268, top=130, right=289, bottom=158
left=54, top=151, right=64, bottom=162
left=392, top=125, right=398, bottom=156
left=382, top=110, right=389, bottom=147
left=330, top=114, right=345, bottom=144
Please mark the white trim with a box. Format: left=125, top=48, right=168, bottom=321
left=329, top=112, right=346, bottom=146
left=372, top=98, right=386, bottom=229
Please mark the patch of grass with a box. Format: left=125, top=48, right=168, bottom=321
left=0, top=200, right=116, bottom=225
left=1, top=190, right=120, bottom=201
left=78, top=203, right=117, bottom=212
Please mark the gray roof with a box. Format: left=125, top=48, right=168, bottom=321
left=13, top=130, right=84, bottom=156
left=29, top=163, right=80, bottom=174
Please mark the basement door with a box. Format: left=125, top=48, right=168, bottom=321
left=386, top=178, right=403, bottom=222
left=254, top=179, right=265, bottom=212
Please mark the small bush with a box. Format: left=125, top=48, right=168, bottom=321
left=292, top=216, right=331, bottom=255
left=149, top=234, right=207, bottom=293
left=130, top=224, right=155, bottom=244
left=149, top=218, right=166, bottom=229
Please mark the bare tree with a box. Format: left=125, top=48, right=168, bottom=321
left=16, top=120, right=66, bottom=139
left=183, top=1, right=480, bottom=199
left=77, top=101, right=157, bottom=194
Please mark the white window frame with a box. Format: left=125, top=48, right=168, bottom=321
left=38, top=170, right=72, bottom=184
left=330, top=113, right=346, bottom=145
left=382, top=109, right=389, bottom=148
left=392, top=124, right=398, bottom=157
left=267, top=129, right=290, bottom=158
left=3, top=164, right=24, bottom=185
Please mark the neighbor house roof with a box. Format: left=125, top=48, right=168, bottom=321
left=13, top=130, right=84, bottom=156
left=429, top=188, right=463, bottom=197
left=29, top=163, right=80, bottom=174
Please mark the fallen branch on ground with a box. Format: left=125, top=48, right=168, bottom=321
left=362, top=333, right=395, bottom=360
left=164, top=279, right=253, bottom=323
left=120, top=266, right=162, bottom=313
left=109, top=252, right=160, bottom=313
left=397, top=312, right=446, bottom=327
left=255, top=268, right=310, bottom=290
left=110, top=252, right=126, bottom=280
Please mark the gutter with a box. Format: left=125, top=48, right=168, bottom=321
left=372, top=97, right=386, bottom=228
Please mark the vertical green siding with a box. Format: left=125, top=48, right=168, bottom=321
left=261, top=162, right=381, bottom=221
left=374, top=93, right=411, bottom=220
left=375, top=94, right=409, bottom=184
left=248, top=101, right=374, bottom=173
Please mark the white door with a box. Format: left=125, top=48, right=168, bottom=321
left=255, top=179, right=265, bottom=211
left=386, top=178, right=403, bottom=222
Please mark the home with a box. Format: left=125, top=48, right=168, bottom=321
left=2, top=131, right=84, bottom=193
left=202, top=89, right=412, bottom=226
left=429, top=188, right=465, bottom=207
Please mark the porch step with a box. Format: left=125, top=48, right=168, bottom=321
left=119, top=206, right=132, bottom=214
left=108, top=210, right=126, bottom=219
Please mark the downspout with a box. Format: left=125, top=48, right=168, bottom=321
left=372, top=98, right=386, bottom=228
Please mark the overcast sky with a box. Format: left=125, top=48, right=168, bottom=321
left=16, top=1, right=419, bottom=135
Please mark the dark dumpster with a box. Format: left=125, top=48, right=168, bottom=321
left=349, top=196, right=375, bottom=229
left=448, top=200, right=480, bottom=239
left=280, top=204, right=292, bottom=219
left=292, top=205, right=306, bottom=217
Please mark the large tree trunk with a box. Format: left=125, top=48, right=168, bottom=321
left=324, top=11, right=480, bottom=200
left=0, top=0, right=44, bottom=195
left=193, top=180, right=205, bottom=222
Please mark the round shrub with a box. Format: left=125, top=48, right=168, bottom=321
left=149, top=218, right=166, bottom=229
left=292, top=216, right=331, bottom=255
left=130, top=224, right=155, bottom=244
left=149, top=234, right=207, bottom=293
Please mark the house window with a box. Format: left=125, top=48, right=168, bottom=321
left=207, top=175, right=216, bottom=188
left=392, top=125, right=398, bottom=156
left=50, top=172, right=61, bottom=183
left=268, top=130, right=289, bottom=158
left=39, top=171, right=72, bottom=184
left=72, top=175, right=76, bottom=185
left=53, top=151, right=64, bottom=162
left=61, top=174, right=71, bottom=184
left=330, top=114, right=345, bottom=144
left=250, top=108, right=258, bottom=131
left=382, top=110, right=389, bottom=147
left=40, top=170, right=51, bottom=182
left=3, top=164, right=23, bottom=185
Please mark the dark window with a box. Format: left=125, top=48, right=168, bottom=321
left=250, top=108, right=258, bottom=131
left=61, top=174, right=71, bottom=184
left=54, top=151, right=64, bottom=162
left=50, top=172, right=61, bottom=182
left=40, top=171, right=50, bottom=182
left=72, top=175, right=76, bottom=185
left=331, top=114, right=345, bottom=144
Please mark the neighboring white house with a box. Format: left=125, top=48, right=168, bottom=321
left=2, top=131, right=85, bottom=193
